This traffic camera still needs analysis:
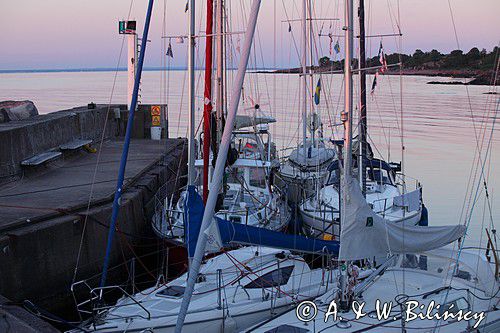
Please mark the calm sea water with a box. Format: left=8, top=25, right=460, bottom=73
left=0, top=70, right=498, bottom=247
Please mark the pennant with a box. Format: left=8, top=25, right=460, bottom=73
left=314, top=78, right=321, bottom=105
left=185, top=1, right=189, bottom=13
left=328, top=33, right=333, bottom=55
left=371, top=71, right=379, bottom=95
left=288, top=23, right=292, bottom=32
left=378, top=41, right=388, bottom=73
left=166, top=40, right=174, bottom=58
left=334, top=40, right=340, bottom=54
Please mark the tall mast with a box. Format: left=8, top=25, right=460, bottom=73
left=301, top=0, right=308, bottom=157
left=175, top=2, right=261, bottom=331
left=340, top=0, right=353, bottom=310
left=202, top=0, right=214, bottom=203
left=215, top=0, right=224, bottom=150
left=307, top=0, right=315, bottom=146
left=100, top=0, right=155, bottom=288
left=358, top=0, right=367, bottom=195
left=187, top=0, right=196, bottom=186
left=343, top=0, right=354, bottom=180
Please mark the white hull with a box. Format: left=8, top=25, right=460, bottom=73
left=75, top=248, right=333, bottom=333
left=248, top=248, right=500, bottom=333
left=301, top=206, right=421, bottom=239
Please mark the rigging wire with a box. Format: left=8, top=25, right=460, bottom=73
left=72, top=0, right=136, bottom=285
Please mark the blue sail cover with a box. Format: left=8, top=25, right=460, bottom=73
left=185, top=186, right=205, bottom=257
left=185, top=186, right=339, bottom=257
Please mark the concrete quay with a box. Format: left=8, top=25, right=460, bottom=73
left=0, top=105, right=187, bottom=327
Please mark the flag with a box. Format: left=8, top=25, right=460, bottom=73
left=378, top=41, right=388, bottom=73
left=371, top=71, right=379, bottom=95
left=328, top=33, right=333, bottom=55
left=288, top=23, right=292, bottom=32
left=334, top=40, right=340, bottom=54
left=166, top=41, right=174, bottom=58
left=314, top=78, right=321, bottom=105
left=185, top=1, right=189, bottom=12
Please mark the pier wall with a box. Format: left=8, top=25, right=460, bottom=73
left=0, top=104, right=168, bottom=181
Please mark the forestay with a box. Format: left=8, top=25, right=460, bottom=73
left=339, top=178, right=466, bottom=260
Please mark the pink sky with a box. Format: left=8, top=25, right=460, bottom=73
left=0, top=0, right=498, bottom=70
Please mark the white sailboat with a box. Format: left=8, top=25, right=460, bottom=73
left=247, top=248, right=500, bottom=333
left=246, top=180, right=497, bottom=333
left=298, top=0, right=424, bottom=240
left=151, top=0, right=290, bottom=245
left=73, top=247, right=332, bottom=333
left=275, top=0, right=336, bottom=204
left=300, top=156, right=423, bottom=239
left=152, top=115, right=290, bottom=243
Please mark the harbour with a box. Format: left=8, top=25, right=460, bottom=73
left=1, top=0, right=499, bottom=332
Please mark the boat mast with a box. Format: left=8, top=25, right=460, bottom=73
left=187, top=0, right=196, bottom=186
left=202, top=0, right=214, bottom=203
left=301, top=0, right=308, bottom=157
left=307, top=0, right=315, bottom=146
left=99, top=0, right=155, bottom=288
left=175, top=1, right=261, bottom=331
left=340, top=0, right=354, bottom=310
left=215, top=0, right=224, bottom=155
left=358, top=0, right=367, bottom=195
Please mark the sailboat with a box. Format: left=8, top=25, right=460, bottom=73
left=74, top=247, right=331, bottom=333
left=247, top=178, right=498, bottom=332
left=275, top=1, right=336, bottom=205
left=152, top=115, right=290, bottom=243
left=298, top=0, right=423, bottom=240
left=151, top=0, right=290, bottom=246
left=248, top=247, right=500, bottom=332
left=244, top=0, right=499, bottom=332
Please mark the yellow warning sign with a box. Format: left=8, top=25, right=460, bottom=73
left=151, top=105, right=161, bottom=116
left=152, top=115, right=161, bottom=126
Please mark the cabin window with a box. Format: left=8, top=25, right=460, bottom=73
left=156, top=285, right=185, bottom=297
left=367, top=167, right=392, bottom=185
left=229, top=216, right=242, bottom=223
left=244, top=266, right=294, bottom=289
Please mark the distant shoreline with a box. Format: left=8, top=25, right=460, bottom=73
left=0, top=67, right=186, bottom=74
left=255, top=67, right=497, bottom=86
left=1, top=67, right=496, bottom=86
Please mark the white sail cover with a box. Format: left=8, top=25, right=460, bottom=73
left=234, top=114, right=276, bottom=130
left=339, top=178, right=466, bottom=260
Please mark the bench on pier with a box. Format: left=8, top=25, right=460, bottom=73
left=21, top=151, right=62, bottom=166
left=59, top=139, right=93, bottom=151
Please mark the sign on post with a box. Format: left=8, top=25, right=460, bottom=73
left=119, top=20, right=137, bottom=34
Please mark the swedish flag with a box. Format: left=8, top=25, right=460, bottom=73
left=314, top=78, right=321, bottom=105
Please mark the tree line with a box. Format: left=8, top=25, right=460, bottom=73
left=319, top=47, right=499, bottom=71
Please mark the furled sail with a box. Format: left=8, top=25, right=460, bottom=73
left=339, top=178, right=466, bottom=260
left=234, top=114, right=276, bottom=130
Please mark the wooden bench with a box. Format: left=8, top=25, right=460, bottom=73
left=59, top=139, right=93, bottom=151
left=21, top=151, right=62, bottom=166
